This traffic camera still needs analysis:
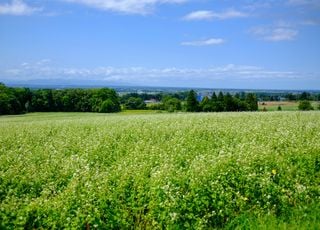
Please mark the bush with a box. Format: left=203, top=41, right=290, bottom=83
left=147, top=103, right=164, bottom=110
left=99, top=99, right=119, bottom=113
left=298, top=100, right=313, bottom=111
left=163, top=98, right=181, bottom=112
left=124, top=97, right=146, bottom=110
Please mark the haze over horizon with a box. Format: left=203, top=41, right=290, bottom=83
left=0, top=0, right=320, bottom=90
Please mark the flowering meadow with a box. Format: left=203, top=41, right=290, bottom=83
left=0, top=112, right=319, bottom=229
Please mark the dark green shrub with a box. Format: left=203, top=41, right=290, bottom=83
left=298, top=100, right=313, bottom=111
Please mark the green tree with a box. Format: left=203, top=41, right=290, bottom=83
left=30, top=89, right=54, bottom=112
left=0, top=83, right=26, bottom=115
left=234, top=97, right=246, bottom=111
left=211, top=92, right=217, bottom=102
left=299, top=92, right=310, bottom=100
left=200, top=96, right=211, bottom=112
left=211, top=92, right=225, bottom=112
left=298, top=100, right=313, bottom=111
left=186, top=90, right=199, bottom=112
left=91, top=88, right=121, bottom=112
left=224, top=93, right=238, bottom=111
left=286, top=93, right=297, bottom=101
left=124, top=97, right=146, bottom=110
left=163, top=97, right=181, bottom=112
left=245, top=93, right=258, bottom=111
left=99, top=99, right=118, bottom=113
left=0, top=90, right=11, bottom=114
left=217, top=92, right=224, bottom=102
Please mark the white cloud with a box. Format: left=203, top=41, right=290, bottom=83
left=181, top=38, right=225, bottom=46
left=1, top=61, right=314, bottom=87
left=250, top=23, right=298, bottom=41
left=0, top=0, right=42, bottom=16
left=266, top=28, right=298, bottom=41
left=63, top=0, right=188, bottom=14
left=183, top=10, right=214, bottom=20
left=183, top=9, right=248, bottom=21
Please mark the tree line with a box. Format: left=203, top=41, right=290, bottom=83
left=186, top=90, right=258, bottom=112
left=0, top=83, right=267, bottom=115
left=0, top=83, right=120, bottom=115
left=120, top=90, right=258, bottom=112
left=256, top=91, right=320, bottom=102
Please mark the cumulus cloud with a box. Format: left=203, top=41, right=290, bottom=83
left=183, top=9, right=248, bottom=21
left=181, top=38, right=225, bottom=46
left=0, top=0, right=42, bottom=16
left=63, top=0, right=188, bottom=14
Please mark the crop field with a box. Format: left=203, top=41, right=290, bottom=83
left=0, top=112, right=320, bottom=229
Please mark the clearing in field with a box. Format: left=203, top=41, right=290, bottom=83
left=0, top=112, right=319, bottom=229
left=258, top=101, right=320, bottom=111
left=258, top=101, right=298, bottom=111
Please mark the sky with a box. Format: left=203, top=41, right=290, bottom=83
left=0, top=0, right=320, bottom=90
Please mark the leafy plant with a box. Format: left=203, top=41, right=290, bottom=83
left=0, top=112, right=319, bottom=229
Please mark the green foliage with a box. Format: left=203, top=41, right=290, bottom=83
left=0, top=112, right=319, bottom=229
left=0, top=83, right=262, bottom=115
left=186, top=90, right=199, bottom=112
left=90, top=88, right=121, bottom=112
left=124, top=97, right=146, bottom=110
left=298, top=100, right=314, bottom=111
left=0, top=83, right=121, bottom=114
left=246, top=93, right=258, bottom=111
left=224, top=93, right=238, bottom=111
left=162, top=97, right=181, bottom=112
left=0, top=83, right=29, bottom=115
left=200, top=96, right=211, bottom=112
left=225, top=204, right=320, bottom=230
left=218, top=91, right=224, bottom=102
left=147, top=103, right=164, bottom=110
left=99, top=99, right=119, bottom=113
left=199, top=92, right=254, bottom=112
left=211, top=92, right=217, bottom=101
left=277, top=106, right=282, bottom=111
left=120, top=92, right=162, bottom=103
left=299, top=92, right=311, bottom=101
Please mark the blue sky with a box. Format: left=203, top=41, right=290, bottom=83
left=0, top=0, right=320, bottom=90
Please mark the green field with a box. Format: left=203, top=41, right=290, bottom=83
left=1, top=112, right=320, bottom=229
left=258, top=101, right=320, bottom=111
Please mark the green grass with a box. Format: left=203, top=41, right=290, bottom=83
left=0, top=112, right=320, bottom=229
left=260, top=105, right=298, bottom=111
left=259, top=101, right=320, bottom=111
left=120, top=109, right=165, bottom=115
left=258, top=102, right=298, bottom=111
